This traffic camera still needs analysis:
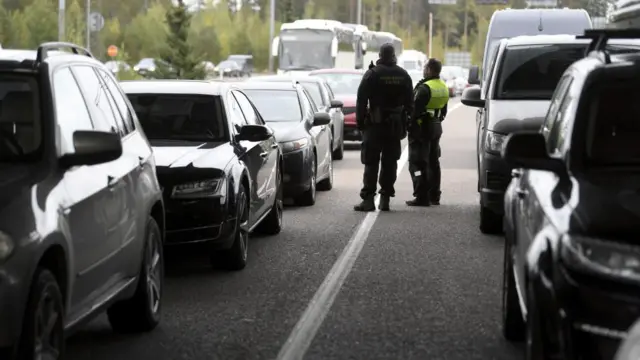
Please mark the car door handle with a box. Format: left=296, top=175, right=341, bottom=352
left=138, top=156, right=145, bottom=169
left=511, top=169, right=522, bottom=178
left=516, top=188, right=528, bottom=198
left=260, top=152, right=268, bottom=157
left=271, top=144, right=278, bottom=149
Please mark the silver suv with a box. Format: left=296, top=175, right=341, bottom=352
left=0, top=42, right=166, bottom=360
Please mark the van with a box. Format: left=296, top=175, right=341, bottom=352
left=227, top=54, right=254, bottom=76
left=468, top=8, right=592, bottom=87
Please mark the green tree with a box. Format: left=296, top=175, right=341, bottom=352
left=154, top=0, right=204, bottom=79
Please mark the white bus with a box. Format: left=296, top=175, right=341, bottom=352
left=271, top=19, right=358, bottom=75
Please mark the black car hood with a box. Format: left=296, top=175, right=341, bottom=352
left=487, top=100, right=550, bottom=133
left=152, top=141, right=235, bottom=171
left=266, top=121, right=309, bottom=143
left=569, top=176, right=640, bottom=239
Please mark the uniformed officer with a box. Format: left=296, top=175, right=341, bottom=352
left=354, top=43, right=413, bottom=212
left=406, top=58, right=449, bottom=206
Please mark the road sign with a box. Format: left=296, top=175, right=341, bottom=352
left=89, top=12, right=104, bottom=32
left=107, top=45, right=118, bottom=57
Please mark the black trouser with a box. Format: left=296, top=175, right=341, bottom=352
left=408, top=133, right=442, bottom=201
left=359, top=127, right=402, bottom=199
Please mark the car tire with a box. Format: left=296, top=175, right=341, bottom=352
left=212, top=184, right=250, bottom=270
left=17, top=268, right=65, bottom=360
left=479, top=205, right=502, bottom=234
left=317, top=150, right=333, bottom=191
left=296, top=155, right=316, bottom=206
left=108, top=217, right=163, bottom=333
left=502, top=239, right=525, bottom=342
left=255, top=168, right=283, bottom=235
left=333, top=136, right=344, bottom=160
left=525, top=283, right=545, bottom=360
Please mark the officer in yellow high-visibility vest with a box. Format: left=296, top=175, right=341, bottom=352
left=406, top=58, right=449, bottom=206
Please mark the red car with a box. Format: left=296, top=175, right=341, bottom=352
left=310, top=68, right=364, bottom=141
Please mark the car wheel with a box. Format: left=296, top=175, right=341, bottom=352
left=480, top=205, right=502, bottom=234
left=108, top=217, right=163, bottom=333
left=17, top=268, right=65, bottom=360
left=333, top=133, right=344, bottom=160
left=296, top=155, right=316, bottom=206
left=525, top=283, right=545, bottom=360
left=255, top=167, right=283, bottom=235
left=317, top=150, right=333, bottom=191
left=212, top=184, right=250, bottom=270
left=502, top=239, right=525, bottom=341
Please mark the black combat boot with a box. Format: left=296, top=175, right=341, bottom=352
left=354, top=197, right=375, bottom=212
left=430, top=191, right=441, bottom=205
left=379, top=195, right=390, bottom=211
left=406, top=198, right=430, bottom=207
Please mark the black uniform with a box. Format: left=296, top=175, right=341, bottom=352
left=355, top=49, right=413, bottom=210
left=407, top=76, right=448, bottom=205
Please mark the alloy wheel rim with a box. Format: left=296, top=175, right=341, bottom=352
left=238, top=193, right=249, bottom=261
left=146, top=231, right=162, bottom=315
left=34, top=288, right=62, bottom=360
left=311, top=158, right=316, bottom=200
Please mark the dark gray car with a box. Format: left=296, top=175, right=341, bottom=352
left=0, top=43, right=165, bottom=360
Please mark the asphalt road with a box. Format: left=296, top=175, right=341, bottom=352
left=66, top=100, right=524, bottom=360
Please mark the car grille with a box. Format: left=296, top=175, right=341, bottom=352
left=342, top=106, right=356, bottom=115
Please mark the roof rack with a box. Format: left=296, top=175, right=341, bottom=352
left=577, top=29, right=640, bottom=63
left=35, top=42, right=93, bottom=65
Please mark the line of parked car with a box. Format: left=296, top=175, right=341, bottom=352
left=105, top=54, right=255, bottom=79
left=0, top=41, right=364, bottom=359
left=460, top=6, right=640, bottom=360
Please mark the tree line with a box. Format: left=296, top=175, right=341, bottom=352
left=0, top=0, right=614, bottom=72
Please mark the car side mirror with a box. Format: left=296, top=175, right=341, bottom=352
left=236, top=124, right=273, bottom=142
left=313, top=112, right=331, bottom=126
left=501, top=132, right=565, bottom=174
left=461, top=87, right=485, bottom=108
left=330, top=99, right=343, bottom=108
left=59, top=130, right=122, bottom=169
left=468, top=65, right=480, bottom=85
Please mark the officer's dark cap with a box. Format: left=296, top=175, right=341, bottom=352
left=379, top=43, right=396, bottom=61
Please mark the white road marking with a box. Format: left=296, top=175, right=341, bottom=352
left=276, top=101, right=464, bottom=360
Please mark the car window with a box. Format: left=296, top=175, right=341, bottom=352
left=325, top=83, right=335, bottom=99
left=542, top=75, right=572, bottom=142
left=300, top=90, right=315, bottom=118
left=72, top=66, right=122, bottom=135
left=0, top=75, right=41, bottom=160
left=301, top=82, right=323, bottom=107
left=547, top=83, right=574, bottom=155
left=97, top=69, right=135, bottom=133
left=587, top=83, right=640, bottom=166
left=127, top=94, right=226, bottom=142
left=233, top=91, right=259, bottom=125
left=493, top=44, right=586, bottom=101
left=227, top=94, right=247, bottom=133
left=243, top=89, right=302, bottom=122
left=52, top=67, right=94, bottom=155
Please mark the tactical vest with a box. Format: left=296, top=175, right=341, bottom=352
left=424, top=78, right=449, bottom=117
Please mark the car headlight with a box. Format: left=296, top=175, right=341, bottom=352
left=149, top=66, right=156, bottom=72
left=224, top=68, right=231, bottom=72
left=560, top=235, right=640, bottom=282
left=133, top=66, right=139, bottom=71
left=281, top=138, right=309, bottom=152
left=0, top=231, right=14, bottom=262
left=484, top=131, right=507, bottom=154
left=171, top=178, right=225, bottom=199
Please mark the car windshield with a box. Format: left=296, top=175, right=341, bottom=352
left=138, top=58, right=155, bottom=67
left=588, top=84, right=640, bottom=166
left=218, top=61, right=238, bottom=69
left=0, top=75, right=40, bottom=162
left=312, top=73, right=362, bottom=95
left=494, top=44, right=586, bottom=100
left=243, top=90, right=301, bottom=122
left=278, top=29, right=334, bottom=70
left=127, top=94, right=226, bottom=142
